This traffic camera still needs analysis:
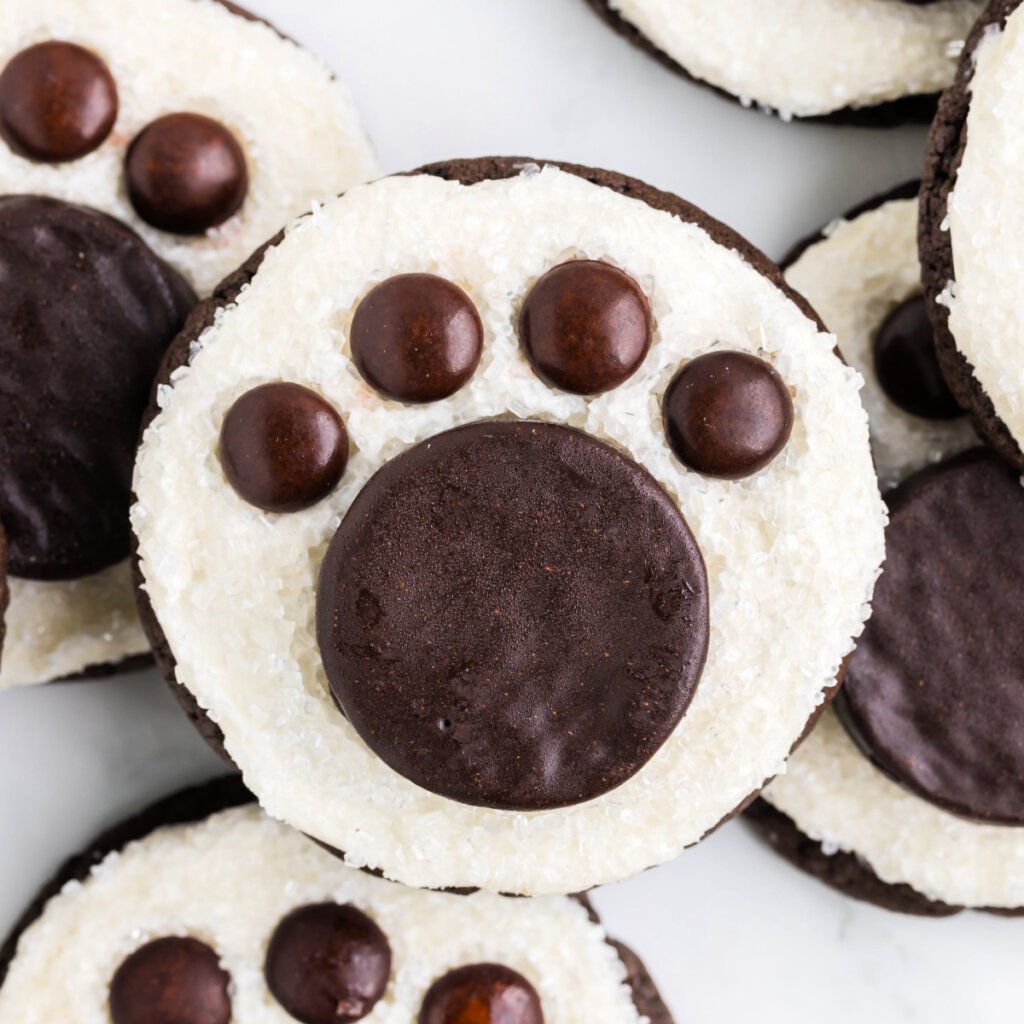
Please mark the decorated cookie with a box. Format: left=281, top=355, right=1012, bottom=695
left=783, top=183, right=975, bottom=490
left=0, top=0, right=378, bottom=692
left=753, top=449, right=1024, bottom=915
left=132, top=156, right=886, bottom=895
left=921, top=0, right=1024, bottom=471
left=583, top=0, right=984, bottom=122
left=0, top=778, right=674, bottom=1024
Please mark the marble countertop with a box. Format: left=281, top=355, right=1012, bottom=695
left=2, top=2, right=1021, bottom=1021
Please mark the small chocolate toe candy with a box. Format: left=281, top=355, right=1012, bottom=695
left=0, top=780, right=674, bottom=1024
left=518, top=259, right=651, bottom=395
left=0, top=41, right=117, bottom=162
left=872, top=295, right=961, bottom=421
left=109, top=937, right=231, bottom=1024
left=133, top=157, right=885, bottom=895
left=220, top=383, right=349, bottom=513
left=0, top=0, right=379, bottom=693
left=126, top=113, right=249, bottom=235
left=265, top=903, right=391, bottom=1024
left=351, top=273, right=483, bottom=403
left=921, top=0, right=1024, bottom=471
left=662, top=351, right=793, bottom=480
left=419, top=964, right=544, bottom=1024
left=758, top=449, right=1024, bottom=913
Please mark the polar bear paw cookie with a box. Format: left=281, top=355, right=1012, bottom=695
left=132, top=157, right=886, bottom=895
left=584, top=0, right=984, bottom=122
left=0, top=778, right=674, bottom=1024
left=752, top=448, right=1024, bottom=915
left=783, top=183, right=976, bottom=490
left=921, top=0, right=1024, bottom=472
left=0, top=0, right=378, bottom=691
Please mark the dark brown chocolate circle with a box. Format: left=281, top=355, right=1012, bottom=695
left=663, top=351, right=793, bottom=479
left=109, top=936, right=231, bottom=1024
left=126, top=113, right=248, bottom=235
left=317, top=419, right=708, bottom=811
left=0, top=41, right=117, bottom=163
left=220, top=383, right=349, bottom=513
left=873, top=295, right=963, bottom=420
left=350, top=274, right=483, bottom=404
left=0, top=195, right=196, bottom=579
left=419, top=964, right=543, bottom=1024
left=264, top=903, right=392, bottom=1024
left=518, top=259, right=652, bottom=395
left=839, top=449, right=1024, bottom=825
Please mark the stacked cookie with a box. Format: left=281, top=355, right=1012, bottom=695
left=745, top=0, right=1024, bottom=916
left=3, top=0, right=1024, bottom=1020
left=0, top=0, right=377, bottom=690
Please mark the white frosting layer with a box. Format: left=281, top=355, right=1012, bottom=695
left=945, top=10, right=1024, bottom=452
left=0, top=0, right=378, bottom=688
left=607, top=0, right=983, bottom=118
left=0, top=805, right=646, bottom=1024
left=0, top=563, right=147, bottom=689
left=133, top=166, right=886, bottom=895
left=786, top=196, right=976, bottom=491
left=764, top=711, right=1024, bottom=908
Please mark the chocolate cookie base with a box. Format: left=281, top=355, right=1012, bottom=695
left=582, top=0, right=941, bottom=127
left=133, top=154, right=838, bottom=875
left=920, top=0, right=1024, bottom=471
left=0, top=777, right=675, bottom=1022
left=745, top=798, right=1024, bottom=917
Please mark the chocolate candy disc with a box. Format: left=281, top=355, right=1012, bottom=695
left=350, top=273, right=483, bottom=403
left=109, top=937, right=231, bottom=1024
left=419, top=964, right=544, bottom=1024
left=265, top=903, right=392, bottom=1024
left=317, top=420, right=708, bottom=812
left=839, top=450, right=1024, bottom=825
left=0, top=41, right=117, bottom=162
left=220, top=383, right=349, bottom=513
left=518, top=259, right=651, bottom=395
left=126, top=113, right=248, bottom=234
left=663, top=351, right=793, bottom=480
left=873, top=295, right=963, bottom=420
left=0, top=195, right=196, bottom=579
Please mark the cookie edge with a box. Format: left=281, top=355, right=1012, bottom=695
left=0, top=776, right=676, bottom=1022
left=130, top=153, right=845, bottom=880
left=919, top=0, right=1024, bottom=471
left=581, top=0, right=941, bottom=126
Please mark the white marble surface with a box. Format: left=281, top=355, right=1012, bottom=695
left=1, top=2, right=1022, bottom=1022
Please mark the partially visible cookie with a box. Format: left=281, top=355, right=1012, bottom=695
left=784, top=183, right=976, bottom=490
left=920, top=0, right=1024, bottom=471
left=583, top=0, right=984, bottom=122
left=0, top=0, right=378, bottom=692
left=753, top=449, right=1024, bottom=914
left=0, top=778, right=674, bottom=1024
